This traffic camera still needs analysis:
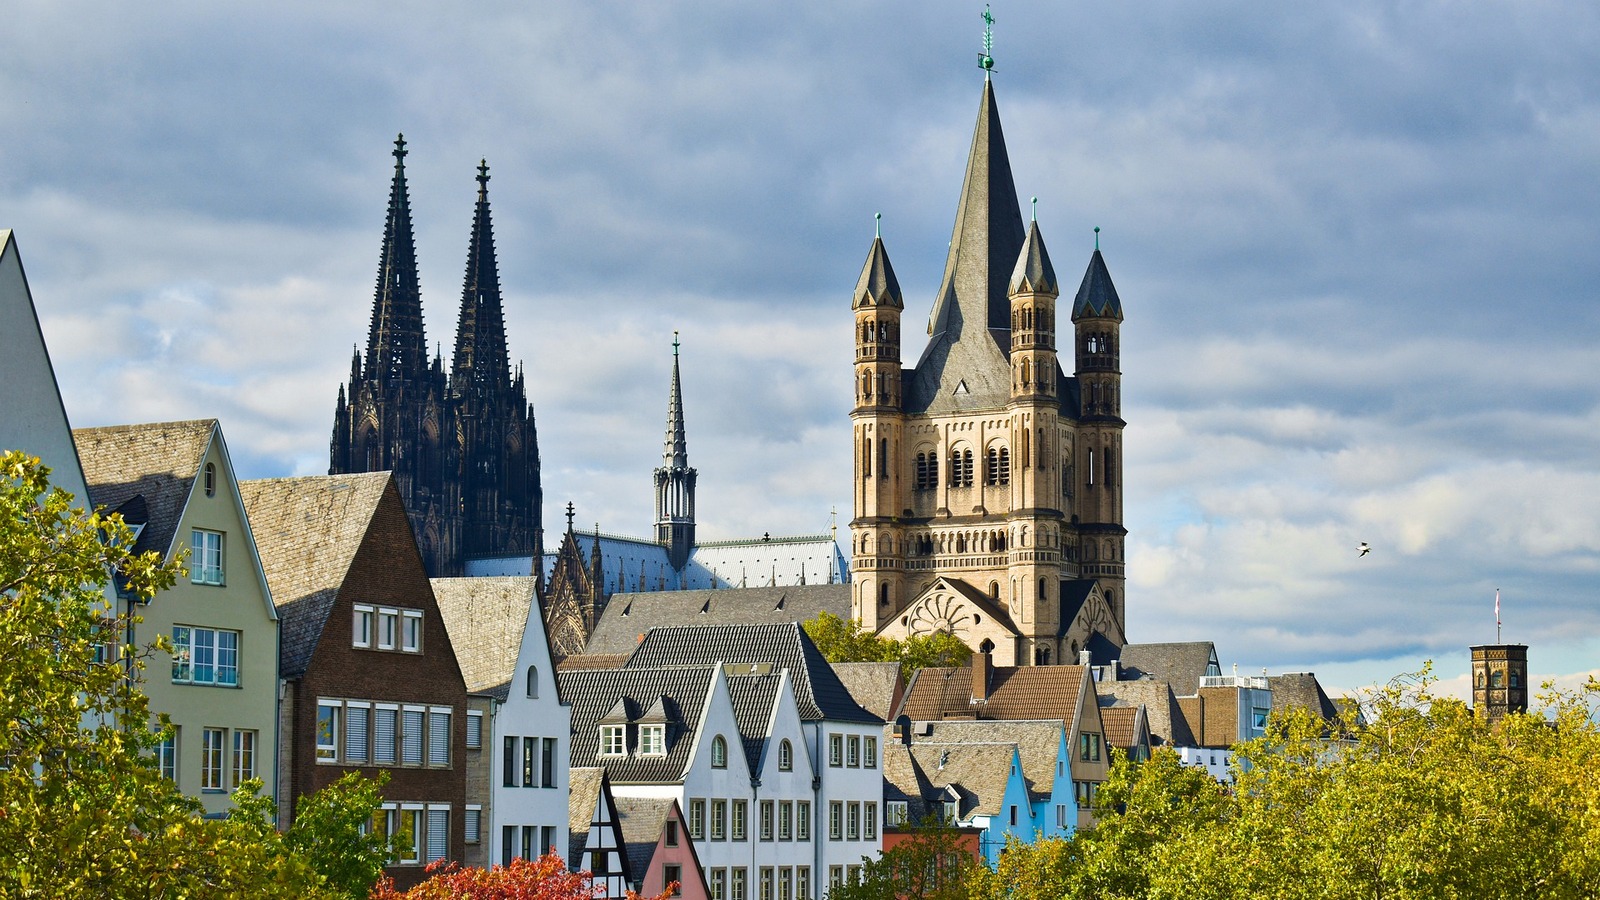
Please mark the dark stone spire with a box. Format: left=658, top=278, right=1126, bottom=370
left=925, top=79, right=1027, bottom=347
left=663, top=333, right=688, bottom=469
left=853, top=235, right=904, bottom=310
left=451, top=160, right=510, bottom=399
left=654, top=333, right=696, bottom=570
left=366, top=134, right=429, bottom=384
left=1071, top=247, right=1125, bottom=322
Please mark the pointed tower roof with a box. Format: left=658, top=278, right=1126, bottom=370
left=1009, top=219, right=1058, bottom=295
left=1071, top=247, right=1124, bottom=322
left=925, top=79, right=1027, bottom=346
left=662, top=334, right=688, bottom=470
left=365, top=134, right=430, bottom=384
left=451, top=159, right=510, bottom=398
left=853, top=235, right=903, bottom=310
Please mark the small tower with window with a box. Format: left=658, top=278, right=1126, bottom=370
left=1471, top=644, right=1528, bottom=725
left=1070, top=231, right=1128, bottom=628
left=850, top=226, right=905, bottom=631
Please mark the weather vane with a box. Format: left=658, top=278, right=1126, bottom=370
left=979, top=5, right=995, bottom=75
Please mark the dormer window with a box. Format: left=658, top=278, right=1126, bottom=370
left=640, top=724, right=666, bottom=756
left=601, top=725, right=625, bottom=756
left=943, top=799, right=958, bottom=823
left=711, top=735, right=728, bottom=768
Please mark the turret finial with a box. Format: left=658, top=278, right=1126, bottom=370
left=565, top=501, right=575, bottom=531
left=1031, top=196, right=1038, bottom=222
left=673, top=330, right=680, bottom=357
left=393, top=133, right=407, bottom=161
left=1094, top=225, right=1100, bottom=251
left=979, top=4, right=995, bottom=76
left=875, top=212, right=881, bottom=239
left=477, top=159, right=490, bottom=189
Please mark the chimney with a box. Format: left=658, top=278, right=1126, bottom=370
left=970, top=651, right=991, bottom=705
left=1078, top=649, right=1092, bottom=667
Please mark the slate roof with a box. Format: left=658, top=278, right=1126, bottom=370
left=72, top=420, right=216, bottom=558
left=560, top=665, right=717, bottom=784
left=431, top=576, right=537, bottom=699
left=567, top=766, right=607, bottom=867
left=584, top=585, right=851, bottom=656
left=239, top=471, right=393, bottom=678
left=1071, top=248, right=1124, bottom=322
left=1009, top=220, right=1058, bottom=295
left=1097, top=680, right=1195, bottom=747
left=1116, top=642, right=1220, bottom=690
left=896, top=663, right=1087, bottom=724
left=900, top=719, right=1064, bottom=802
left=625, top=623, right=880, bottom=724
left=853, top=235, right=904, bottom=310
left=1269, top=673, right=1342, bottom=722
left=467, top=532, right=850, bottom=591
left=882, top=742, right=1018, bottom=822
left=615, top=796, right=675, bottom=884
left=832, top=662, right=904, bottom=722
left=724, top=670, right=784, bottom=774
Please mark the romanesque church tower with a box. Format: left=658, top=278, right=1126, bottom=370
left=332, top=138, right=543, bottom=578
left=852, top=74, right=1128, bottom=667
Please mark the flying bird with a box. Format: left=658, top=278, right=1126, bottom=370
left=1357, top=542, right=1371, bottom=557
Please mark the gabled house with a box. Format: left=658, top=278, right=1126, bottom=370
left=832, top=661, right=905, bottom=724
left=569, top=767, right=630, bottom=898
left=623, top=623, right=885, bottom=887
left=0, top=229, right=91, bottom=502
left=433, top=575, right=571, bottom=868
left=616, top=797, right=709, bottom=900
left=889, top=718, right=1078, bottom=842
left=894, top=652, right=1110, bottom=829
left=1097, top=704, right=1152, bottom=764
left=240, top=472, right=468, bottom=889
left=73, top=419, right=280, bottom=817
left=880, top=741, right=1033, bottom=867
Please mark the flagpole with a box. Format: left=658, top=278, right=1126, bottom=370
left=1495, top=588, right=1501, bottom=644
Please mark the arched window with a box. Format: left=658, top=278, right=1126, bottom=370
left=526, top=666, right=539, bottom=699
left=1475, top=671, right=1485, bottom=688
left=1039, top=578, right=1049, bottom=605
left=962, top=450, right=974, bottom=486
left=1491, top=671, right=1505, bottom=689
left=203, top=463, right=216, bottom=497
left=878, top=583, right=889, bottom=607
left=1510, top=671, right=1520, bottom=688
left=779, top=739, right=793, bottom=771
left=989, top=581, right=999, bottom=599
left=998, top=448, right=1010, bottom=485
left=711, top=735, right=728, bottom=768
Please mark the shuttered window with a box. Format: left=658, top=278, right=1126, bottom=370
left=402, top=708, right=425, bottom=765
left=428, top=709, right=450, bottom=767
left=426, top=807, right=449, bottom=864
left=345, top=703, right=370, bottom=763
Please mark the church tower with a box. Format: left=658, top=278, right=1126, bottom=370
left=1471, top=644, right=1529, bottom=725
left=654, top=335, right=696, bottom=571
left=332, top=140, right=542, bottom=578
left=849, top=29, right=1131, bottom=666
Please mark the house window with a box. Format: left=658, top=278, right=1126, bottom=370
left=846, top=735, right=860, bottom=767
left=778, top=739, right=793, bottom=771
left=523, top=736, right=538, bottom=787
left=846, top=802, right=860, bottom=840
left=542, top=737, right=557, bottom=787
left=377, top=608, right=398, bottom=650
left=1055, top=804, right=1066, bottom=828
left=712, top=799, right=727, bottom=840
left=171, top=626, right=239, bottom=686
left=402, top=707, right=425, bottom=765
left=1253, top=707, right=1269, bottom=730
left=353, top=605, right=374, bottom=648
left=640, top=724, right=666, bottom=756
left=760, top=868, right=774, bottom=900
left=712, top=734, right=728, bottom=767
left=829, top=867, right=843, bottom=891
left=731, top=868, right=747, bottom=900
left=779, top=867, right=792, bottom=900
left=375, top=705, right=398, bottom=764
left=1009, top=805, right=1017, bottom=827
left=886, top=801, right=908, bottom=827
left=526, top=665, right=539, bottom=698
left=778, top=800, right=793, bottom=840
left=1074, top=781, right=1096, bottom=807
left=796, top=867, right=810, bottom=900
left=425, top=806, right=449, bottom=864
left=465, top=806, right=481, bottom=844
left=155, top=728, right=178, bottom=781
left=732, top=800, right=748, bottom=840
left=689, top=799, right=706, bottom=839
left=466, top=710, right=483, bottom=750
left=232, top=729, right=257, bottom=784
left=710, top=868, right=725, bottom=900
left=203, top=462, right=216, bottom=497
left=402, top=611, right=423, bottom=653
left=796, top=800, right=810, bottom=840
left=1079, top=733, right=1101, bottom=762
left=828, top=734, right=843, bottom=767
left=666, top=819, right=679, bottom=846
left=760, top=800, right=774, bottom=840
left=943, top=800, right=958, bottom=823
left=864, top=736, right=877, bottom=768
left=316, top=702, right=340, bottom=761
left=201, top=727, right=226, bottom=791
left=665, top=864, right=683, bottom=897
left=601, top=725, right=625, bottom=756
left=190, top=529, right=224, bottom=585
left=829, top=801, right=842, bottom=840
left=864, top=803, right=877, bottom=840
left=428, top=708, right=451, bottom=767
left=398, top=807, right=423, bottom=864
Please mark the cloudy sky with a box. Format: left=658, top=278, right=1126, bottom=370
left=5, top=1, right=1599, bottom=698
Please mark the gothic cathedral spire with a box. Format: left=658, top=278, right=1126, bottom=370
left=367, top=134, right=429, bottom=386
left=654, top=334, right=696, bottom=571
left=450, top=160, right=510, bottom=400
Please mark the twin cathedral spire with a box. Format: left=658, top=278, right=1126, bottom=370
left=331, top=135, right=543, bottom=579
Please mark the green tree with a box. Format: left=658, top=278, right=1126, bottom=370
left=285, top=770, right=396, bottom=898
left=801, top=612, right=972, bottom=678
left=898, top=630, right=972, bottom=675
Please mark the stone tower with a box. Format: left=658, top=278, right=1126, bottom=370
left=332, top=140, right=542, bottom=578
left=654, top=336, right=697, bottom=571
left=1471, top=644, right=1529, bottom=725
left=850, top=76, right=1130, bottom=667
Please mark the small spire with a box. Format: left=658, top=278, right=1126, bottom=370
left=1031, top=196, right=1037, bottom=223
left=565, top=501, right=575, bottom=532
left=1094, top=225, right=1100, bottom=251
left=979, top=4, right=995, bottom=76
left=875, top=212, right=881, bottom=238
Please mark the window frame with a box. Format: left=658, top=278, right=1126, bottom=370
left=640, top=723, right=666, bottom=756
left=200, top=727, right=227, bottom=792
left=778, top=738, right=793, bottom=771
left=190, top=529, right=224, bottom=585
left=601, top=724, right=626, bottom=756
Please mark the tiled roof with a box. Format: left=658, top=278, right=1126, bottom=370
left=1117, top=642, right=1219, bottom=690
left=625, top=623, right=880, bottom=724
left=567, top=766, right=607, bottom=866
left=724, top=671, right=784, bottom=774
left=557, top=653, right=631, bottom=672
left=1099, top=705, right=1144, bottom=751
left=883, top=742, right=1017, bottom=820
left=72, top=420, right=216, bottom=558
left=559, top=665, right=717, bottom=784
left=1269, top=673, right=1341, bottom=721
left=239, top=471, right=392, bottom=678
left=896, top=662, right=1087, bottom=724
left=615, top=796, right=675, bottom=883
left=1097, top=680, right=1193, bottom=747
left=832, top=662, right=904, bottom=722
left=431, top=576, right=537, bottom=698
left=583, top=585, right=850, bottom=656
left=899, top=719, right=1064, bottom=802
